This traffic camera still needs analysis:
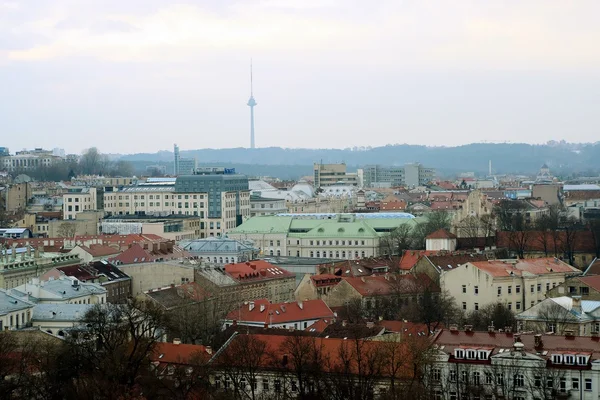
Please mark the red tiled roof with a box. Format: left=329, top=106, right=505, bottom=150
left=378, top=320, right=432, bottom=336
left=425, top=253, right=489, bottom=271
left=225, top=299, right=334, bottom=326
left=151, top=342, right=211, bottom=365
left=398, top=250, right=437, bottom=271
left=310, top=274, right=341, bottom=287
left=575, top=275, right=600, bottom=292
left=305, top=318, right=334, bottom=333
left=56, top=265, right=98, bottom=281
left=585, top=258, right=600, bottom=276
left=469, top=258, right=579, bottom=278
left=110, top=243, right=191, bottom=265
left=344, top=274, right=439, bottom=297
left=225, top=260, right=294, bottom=282
left=426, top=229, right=457, bottom=240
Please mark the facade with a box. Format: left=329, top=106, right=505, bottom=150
left=546, top=275, right=600, bottom=301
left=103, top=168, right=250, bottom=238
left=313, top=163, right=358, bottom=187
left=180, top=237, right=258, bottom=265
left=116, top=262, right=195, bottom=297
left=63, top=187, right=98, bottom=220
left=224, top=260, right=296, bottom=303
left=404, top=163, right=435, bottom=187
left=250, top=194, right=287, bottom=217
left=425, top=229, right=458, bottom=251
left=4, top=182, right=32, bottom=213
left=0, top=246, right=81, bottom=289
left=48, top=211, right=103, bottom=237
left=360, top=165, right=405, bottom=188
left=429, top=328, right=600, bottom=400
left=438, top=258, right=581, bottom=313
left=0, top=288, right=34, bottom=330
left=68, top=244, right=122, bottom=263
left=177, top=158, right=197, bottom=175
left=101, top=214, right=201, bottom=241
left=0, top=148, right=64, bottom=172
left=516, top=296, right=600, bottom=336
left=31, top=303, right=96, bottom=336
left=228, top=213, right=419, bottom=260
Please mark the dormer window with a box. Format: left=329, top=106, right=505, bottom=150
left=564, top=355, right=575, bottom=365
left=455, top=349, right=464, bottom=359
left=466, top=350, right=476, bottom=359
left=478, top=350, right=489, bottom=360
left=577, top=356, right=589, bottom=365
left=552, top=354, right=562, bottom=364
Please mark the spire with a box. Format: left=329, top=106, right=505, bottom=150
left=247, top=58, right=257, bottom=149
left=250, top=58, right=253, bottom=97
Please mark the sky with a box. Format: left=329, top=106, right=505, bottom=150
left=2, top=0, right=600, bottom=154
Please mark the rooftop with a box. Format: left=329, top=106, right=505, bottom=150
left=31, top=303, right=96, bottom=321
left=225, top=260, right=294, bottom=282
left=344, top=274, right=439, bottom=297
left=469, top=258, right=580, bottom=278
left=0, top=289, right=35, bottom=316
left=225, top=299, right=334, bottom=325
left=426, top=229, right=457, bottom=240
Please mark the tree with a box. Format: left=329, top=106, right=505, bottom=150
left=409, top=288, right=459, bottom=335
left=535, top=301, right=574, bottom=334
left=589, top=220, right=600, bottom=258
left=413, top=211, right=452, bottom=249
left=110, top=160, right=135, bottom=177
left=57, top=221, right=78, bottom=238
left=464, top=302, right=516, bottom=331
left=380, top=224, right=414, bottom=256
left=507, top=229, right=533, bottom=259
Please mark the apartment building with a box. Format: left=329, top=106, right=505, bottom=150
left=63, top=187, right=98, bottom=220
left=313, top=163, right=359, bottom=187
left=250, top=194, right=287, bottom=216
left=228, top=212, right=419, bottom=259
left=3, top=182, right=32, bottom=213
left=439, top=258, right=581, bottom=313
left=101, top=214, right=201, bottom=241
left=359, top=163, right=436, bottom=188
left=0, top=148, right=64, bottom=172
left=103, top=168, right=250, bottom=238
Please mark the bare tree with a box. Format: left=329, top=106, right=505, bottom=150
left=535, top=301, right=574, bottom=334
left=380, top=224, right=414, bottom=257
left=57, top=221, right=78, bottom=238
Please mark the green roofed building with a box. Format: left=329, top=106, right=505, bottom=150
left=227, top=213, right=421, bottom=259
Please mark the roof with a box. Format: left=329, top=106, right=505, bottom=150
left=31, top=303, right=96, bottom=321
left=109, top=242, right=190, bottom=265
left=56, top=265, right=98, bottom=281
left=574, top=275, right=600, bottom=292
left=584, top=258, right=600, bottom=276
left=181, top=237, right=256, bottom=253
left=88, top=260, right=130, bottom=282
left=426, top=229, right=457, bottom=240
left=225, top=260, right=294, bottom=282
left=151, top=342, right=211, bottom=366
left=225, top=299, right=334, bottom=325
left=75, top=244, right=122, bottom=258
left=433, top=329, right=600, bottom=361
left=468, top=258, right=580, bottom=278
left=378, top=320, right=431, bottom=336
left=146, top=283, right=209, bottom=310
left=13, top=277, right=106, bottom=301
left=0, top=289, right=35, bottom=316
left=425, top=253, right=490, bottom=272
left=399, top=250, right=436, bottom=271
left=344, top=274, right=439, bottom=297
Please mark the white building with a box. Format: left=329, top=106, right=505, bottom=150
left=63, top=187, right=98, bottom=220
left=0, top=289, right=34, bottom=330
left=31, top=303, right=97, bottom=337
left=13, top=276, right=107, bottom=305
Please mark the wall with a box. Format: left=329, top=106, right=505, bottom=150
left=117, top=262, right=195, bottom=297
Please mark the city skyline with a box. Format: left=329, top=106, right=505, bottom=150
left=2, top=1, right=600, bottom=154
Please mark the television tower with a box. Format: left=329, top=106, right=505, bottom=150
left=247, top=59, right=257, bottom=149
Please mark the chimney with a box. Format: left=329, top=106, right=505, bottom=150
left=34, top=246, right=40, bottom=259
left=564, top=329, right=575, bottom=338
left=260, top=304, right=266, bottom=313
left=572, top=296, right=582, bottom=314
left=534, top=334, right=543, bottom=348
left=513, top=333, right=521, bottom=343
left=249, top=302, right=255, bottom=311
left=173, top=338, right=181, bottom=345
left=26, top=243, right=31, bottom=257
left=487, top=324, right=495, bottom=333
left=504, top=326, right=513, bottom=334
left=205, top=346, right=212, bottom=355
left=464, top=325, right=473, bottom=333
left=449, top=324, right=458, bottom=332
left=366, top=321, right=374, bottom=329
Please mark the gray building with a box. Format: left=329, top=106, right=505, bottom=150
left=177, top=158, right=197, bottom=175
left=180, top=237, right=258, bottom=265
left=361, top=163, right=435, bottom=188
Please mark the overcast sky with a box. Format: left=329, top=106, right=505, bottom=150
left=2, top=0, right=600, bottom=154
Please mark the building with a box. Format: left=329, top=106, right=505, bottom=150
left=103, top=168, right=251, bottom=238
left=0, top=288, right=35, bottom=330
left=224, top=260, right=296, bottom=303
left=13, top=276, right=106, bottom=304
left=101, top=214, right=201, bottom=241
left=180, top=237, right=258, bottom=265
left=223, top=298, right=334, bottom=329
left=62, top=187, right=98, bottom=220
left=116, top=262, right=195, bottom=297
left=173, top=144, right=180, bottom=175
left=404, top=163, right=435, bottom=187
left=177, top=158, right=197, bottom=175
left=31, top=303, right=97, bottom=337
left=313, top=163, right=358, bottom=188
left=516, top=296, right=600, bottom=336
left=429, top=328, right=600, bottom=400
left=0, top=245, right=81, bottom=289
left=425, top=229, right=458, bottom=251
left=48, top=210, right=104, bottom=238
left=0, top=228, right=32, bottom=239
left=3, top=182, right=32, bottom=213
left=436, top=258, right=581, bottom=313
left=109, top=241, right=190, bottom=265
left=360, top=165, right=405, bottom=188
left=0, top=148, right=64, bottom=172
left=68, top=244, right=122, bottom=263
left=546, top=275, right=600, bottom=301
left=227, top=212, right=420, bottom=259
left=250, top=194, right=287, bottom=217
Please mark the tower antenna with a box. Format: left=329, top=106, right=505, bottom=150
left=247, top=59, right=257, bottom=149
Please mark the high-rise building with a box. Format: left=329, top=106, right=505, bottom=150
left=360, top=164, right=435, bottom=188
left=177, top=157, right=197, bottom=175
left=313, top=163, right=358, bottom=188
left=247, top=60, right=257, bottom=149
left=173, top=144, right=180, bottom=175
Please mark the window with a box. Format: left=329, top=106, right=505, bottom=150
left=449, top=393, right=457, bottom=400
left=432, top=368, right=441, bottom=381
left=474, top=303, right=479, bottom=311
left=546, top=283, right=550, bottom=291
left=449, top=370, right=456, bottom=382
left=497, top=375, right=504, bottom=385
left=585, top=378, right=592, bottom=391
left=581, top=287, right=589, bottom=295
left=514, top=374, right=524, bottom=387
left=516, top=302, right=521, bottom=310
left=572, top=378, right=579, bottom=390
left=508, top=285, right=512, bottom=294
left=462, top=302, right=467, bottom=310
left=534, top=376, right=541, bottom=387
left=478, top=351, right=488, bottom=360
left=508, top=302, right=512, bottom=310
left=473, top=371, right=480, bottom=385
left=547, top=377, right=554, bottom=388
left=560, top=378, right=567, bottom=392
left=462, top=285, right=466, bottom=293
left=484, top=373, right=492, bottom=385
left=274, top=379, right=281, bottom=393
left=516, top=285, right=521, bottom=293
left=262, top=379, right=269, bottom=391
left=497, top=286, right=502, bottom=295
left=564, top=355, right=575, bottom=365
left=537, top=283, right=541, bottom=292
left=577, top=355, right=588, bottom=365
left=530, top=284, right=535, bottom=293
left=467, top=350, right=476, bottom=359
left=474, top=285, right=479, bottom=295
left=461, top=371, right=468, bottom=383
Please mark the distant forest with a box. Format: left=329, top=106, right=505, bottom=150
left=117, top=143, right=600, bottom=180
